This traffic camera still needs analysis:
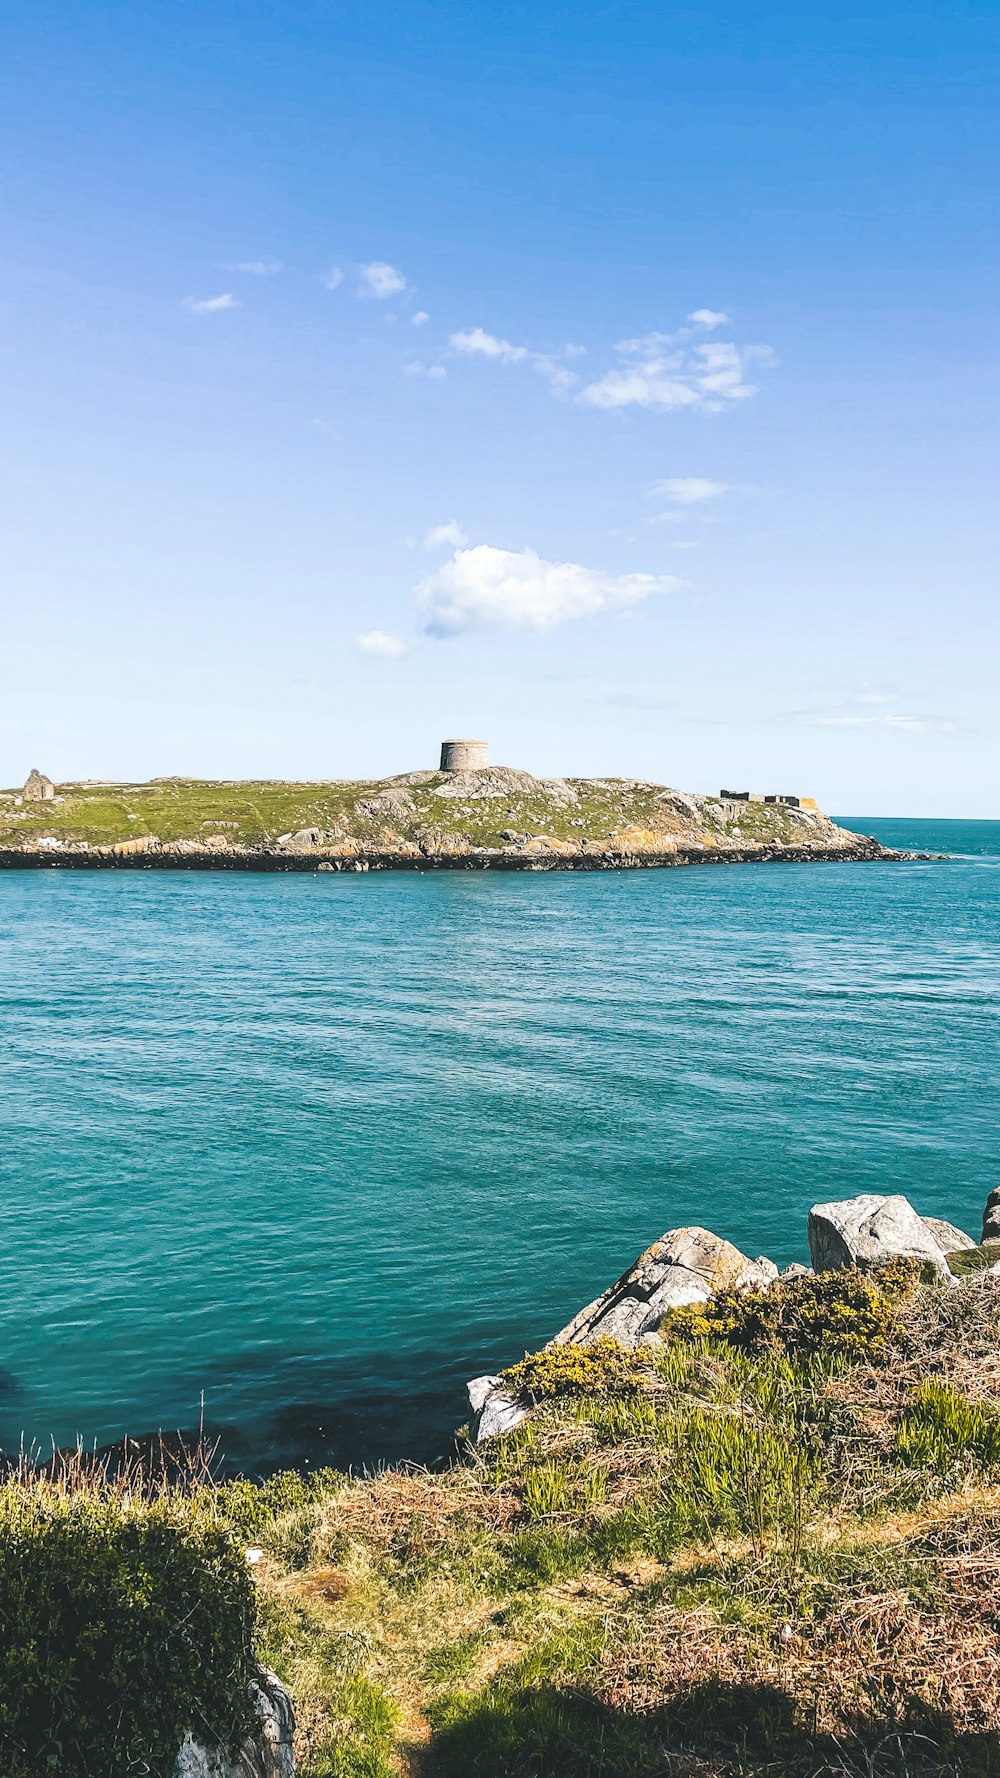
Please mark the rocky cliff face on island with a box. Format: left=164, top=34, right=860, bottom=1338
left=0, top=764, right=896, bottom=868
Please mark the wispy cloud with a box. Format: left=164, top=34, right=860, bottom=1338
left=447, top=312, right=771, bottom=412
left=358, top=261, right=407, bottom=299
left=580, top=324, right=773, bottom=412
left=784, top=688, right=956, bottom=733
left=181, top=293, right=240, bottom=314
left=356, top=629, right=410, bottom=658
left=229, top=258, right=282, bottom=276
left=655, top=477, right=729, bottom=506
left=418, top=543, right=680, bottom=636
left=424, top=521, right=467, bottom=549
left=411, top=310, right=429, bottom=327
left=323, top=266, right=344, bottom=290
left=405, top=361, right=447, bottom=379
left=449, top=328, right=580, bottom=390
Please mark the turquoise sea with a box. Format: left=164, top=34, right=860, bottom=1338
left=1, top=817, right=999, bottom=1473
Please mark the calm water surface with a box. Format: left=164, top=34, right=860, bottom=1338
left=1, top=817, right=998, bottom=1471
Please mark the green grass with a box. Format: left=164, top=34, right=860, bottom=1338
left=11, top=1269, right=1000, bottom=1777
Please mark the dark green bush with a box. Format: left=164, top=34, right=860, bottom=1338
left=0, top=1484, right=257, bottom=1778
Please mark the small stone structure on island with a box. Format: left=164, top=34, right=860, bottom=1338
left=23, top=768, right=55, bottom=802
left=439, top=738, right=489, bottom=772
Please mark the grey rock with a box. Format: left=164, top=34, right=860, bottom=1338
left=466, top=1375, right=529, bottom=1443
left=779, top=1262, right=814, bottom=1279
left=550, top=1227, right=775, bottom=1350
left=656, top=789, right=702, bottom=823
left=922, top=1216, right=976, bottom=1253
left=807, top=1194, right=951, bottom=1278
left=982, top=1187, right=1000, bottom=1245
left=175, top=1669, right=294, bottom=1778
left=23, top=768, right=55, bottom=802
left=433, top=767, right=541, bottom=800
left=356, top=790, right=416, bottom=822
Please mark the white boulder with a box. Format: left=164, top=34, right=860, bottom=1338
left=807, top=1194, right=951, bottom=1278
left=549, top=1227, right=776, bottom=1349
left=466, top=1375, right=529, bottom=1444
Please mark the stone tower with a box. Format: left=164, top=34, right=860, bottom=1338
left=439, top=739, right=489, bottom=772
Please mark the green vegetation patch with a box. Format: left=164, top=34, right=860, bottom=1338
left=0, top=1482, right=257, bottom=1778
left=896, top=1380, right=1000, bottom=1475
left=502, top=1337, right=649, bottom=1401
left=660, top=1261, right=922, bottom=1362
left=943, top=1242, right=998, bottom=1278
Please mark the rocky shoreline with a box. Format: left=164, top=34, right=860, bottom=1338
left=466, top=1187, right=1000, bottom=1441
left=0, top=839, right=919, bottom=872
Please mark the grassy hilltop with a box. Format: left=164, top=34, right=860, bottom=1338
left=6, top=1260, right=1000, bottom=1777
left=0, top=766, right=877, bottom=862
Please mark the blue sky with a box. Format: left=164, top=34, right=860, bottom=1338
left=1, top=1, right=997, bottom=813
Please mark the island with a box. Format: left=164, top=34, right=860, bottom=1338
left=0, top=742, right=904, bottom=871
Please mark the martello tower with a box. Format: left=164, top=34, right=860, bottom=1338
left=439, top=739, right=489, bottom=772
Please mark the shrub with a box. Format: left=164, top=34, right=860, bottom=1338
left=895, top=1381, right=1000, bottom=1474
left=502, top=1338, right=647, bottom=1401
left=0, top=1482, right=257, bottom=1778
left=660, top=1262, right=921, bottom=1363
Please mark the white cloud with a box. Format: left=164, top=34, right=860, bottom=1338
left=411, top=310, right=429, bottom=327
left=688, top=308, right=729, bottom=328
left=323, top=266, right=344, bottom=290
left=356, top=629, right=410, bottom=658
left=449, top=327, right=580, bottom=390
left=580, top=330, right=773, bottom=412
left=181, top=293, right=240, bottom=314
left=450, top=327, right=530, bottom=365
left=655, top=477, right=729, bottom=505
left=231, top=258, right=282, bottom=276
left=358, top=261, right=407, bottom=299
left=424, top=521, right=468, bottom=549
left=405, top=361, right=447, bottom=379
left=418, top=544, right=680, bottom=636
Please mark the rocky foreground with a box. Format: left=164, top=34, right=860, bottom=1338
left=466, top=1187, right=1000, bottom=1442
left=0, top=765, right=903, bottom=869
left=11, top=1184, right=1000, bottom=1778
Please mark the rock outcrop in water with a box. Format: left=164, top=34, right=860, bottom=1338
left=0, top=763, right=910, bottom=871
